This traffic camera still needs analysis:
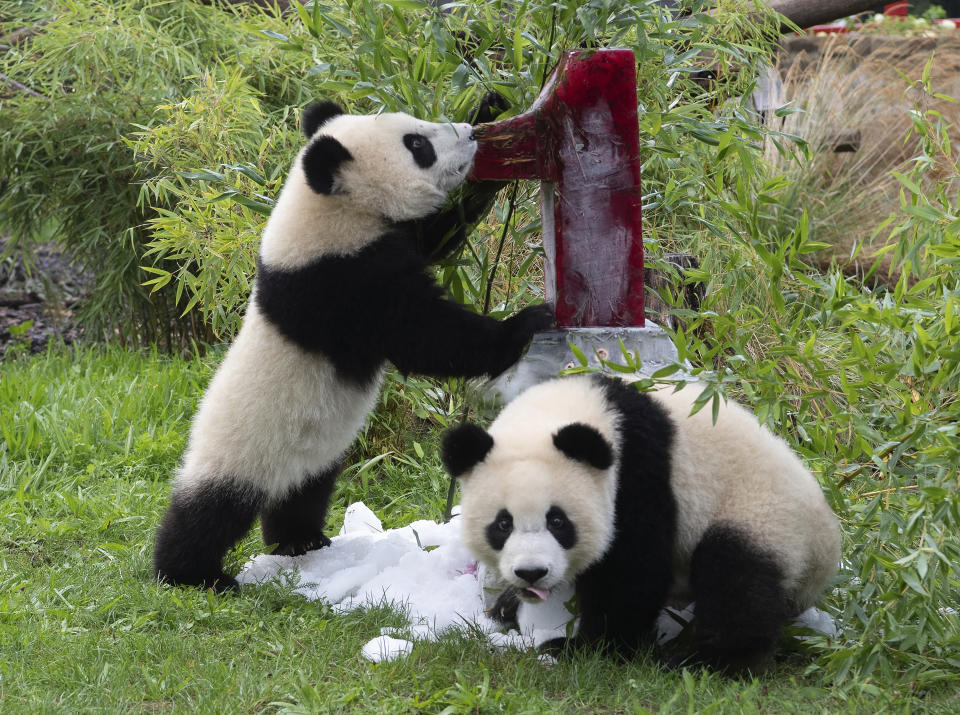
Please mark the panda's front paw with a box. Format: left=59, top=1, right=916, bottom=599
left=490, top=304, right=554, bottom=376
left=471, top=91, right=510, bottom=125
left=489, top=587, right=522, bottom=629
left=507, top=304, right=554, bottom=342
left=272, top=533, right=332, bottom=557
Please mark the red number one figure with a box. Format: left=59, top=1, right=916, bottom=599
left=470, top=48, right=644, bottom=328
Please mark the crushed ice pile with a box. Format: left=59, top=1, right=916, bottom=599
left=237, top=502, right=836, bottom=663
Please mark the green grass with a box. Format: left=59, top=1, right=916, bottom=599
left=1, top=345, right=957, bottom=713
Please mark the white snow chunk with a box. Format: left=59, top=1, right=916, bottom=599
left=340, top=502, right=384, bottom=536
left=795, top=607, right=838, bottom=637
left=237, top=502, right=513, bottom=659
left=362, top=635, right=413, bottom=663
left=656, top=604, right=695, bottom=644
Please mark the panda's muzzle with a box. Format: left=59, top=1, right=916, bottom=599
left=515, top=567, right=551, bottom=601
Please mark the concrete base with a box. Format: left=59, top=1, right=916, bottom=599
left=483, top=323, right=680, bottom=405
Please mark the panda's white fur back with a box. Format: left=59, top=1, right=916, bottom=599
left=651, top=385, right=839, bottom=610
left=176, top=302, right=382, bottom=498
left=258, top=157, right=387, bottom=268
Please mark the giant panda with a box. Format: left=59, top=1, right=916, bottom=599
left=153, top=100, right=552, bottom=592
left=442, top=374, right=840, bottom=675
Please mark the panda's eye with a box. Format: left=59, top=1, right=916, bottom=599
left=546, top=506, right=576, bottom=549
left=403, top=133, right=437, bottom=169
left=546, top=506, right=574, bottom=539
left=485, top=509, right=513, bottom=551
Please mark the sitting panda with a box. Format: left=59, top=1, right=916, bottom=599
left=442, top=375, right=840, bottom=674
left=153, top=100, right=552, bottom=592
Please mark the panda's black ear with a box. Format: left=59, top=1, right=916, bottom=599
left=302, top=136, right=353, bottom=195
left=302, top=101, right=344, bottom=137
left=442, top=424, right=494, bottom=478
left=553, top=423, right=613, bottom=471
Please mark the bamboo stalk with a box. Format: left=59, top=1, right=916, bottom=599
left=855, top=484, right=920, bottom=499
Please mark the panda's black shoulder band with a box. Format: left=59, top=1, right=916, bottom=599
left=441, top=423, right=494, bottom=477
left=302, top=100, right=345, bottom=137
left=553, top=423, right=613, bottom=471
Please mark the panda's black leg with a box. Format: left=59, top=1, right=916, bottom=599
left=260, top=465, right=339, bottom=556
left=688, top=524, right=793, bottom=676
left=154, top=479, right=263, bottom=593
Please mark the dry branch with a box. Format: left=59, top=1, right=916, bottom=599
left=0, top=18, right=52, bottom=48
left=0, top=72, right=42, bottom=97
left=195, top=0, right=290, bottom=11
left=770, top=0, right=883, bottom=31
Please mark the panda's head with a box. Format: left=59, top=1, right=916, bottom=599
left=442, top=381, right=620, bottom=602
left=299, top=101, right=476, bottom=221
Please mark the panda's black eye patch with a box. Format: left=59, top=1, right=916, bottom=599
left=485, top=508, right=513, bottom=551
left=546, top=506, right=577, bottom=549
left=404, top=133, right=436, bottom=169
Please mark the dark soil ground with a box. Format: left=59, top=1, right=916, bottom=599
left=0, top=236, right=87, bottom=356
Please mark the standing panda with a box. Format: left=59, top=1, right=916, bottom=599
left=154, top=101, right=552, bottom=592
left=442, top=375, right=840, bottom=674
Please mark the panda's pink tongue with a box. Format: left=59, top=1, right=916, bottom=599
left=525, top=586, right=550, bottom=601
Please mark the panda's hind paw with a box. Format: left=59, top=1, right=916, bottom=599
left=661, top=647, right=773, bottom=678
left=155, top=567, right=239, bottom=594
left=271, top=533, right=332, bottom=557
left=537, top=637, right=572, bottom=658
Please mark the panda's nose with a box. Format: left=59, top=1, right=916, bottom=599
left=514, top=567, right=548, bottom=584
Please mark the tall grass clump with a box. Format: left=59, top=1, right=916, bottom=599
left=761, top=34, right=960, bottom=282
